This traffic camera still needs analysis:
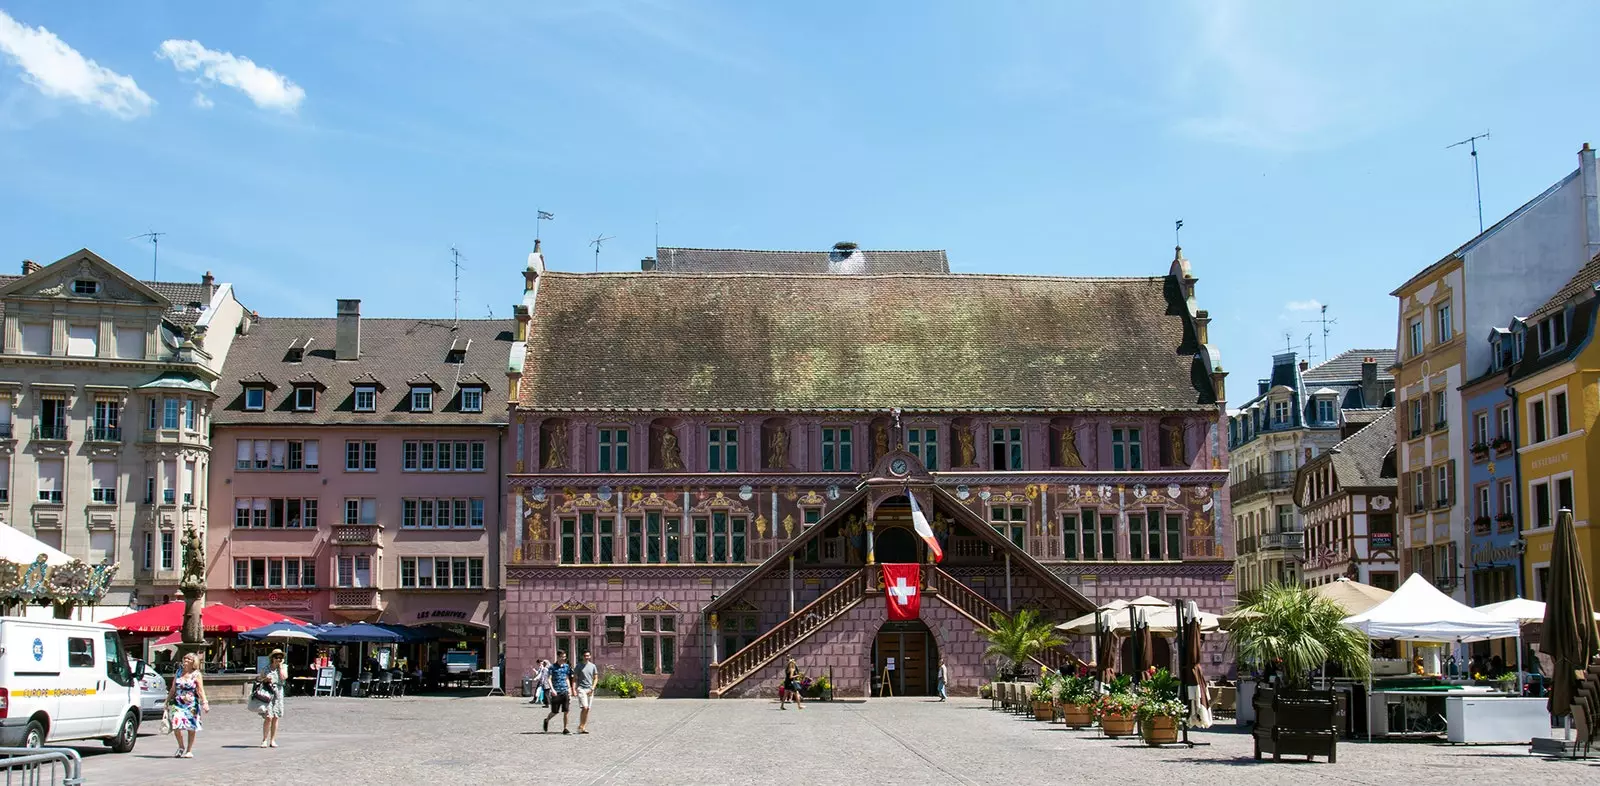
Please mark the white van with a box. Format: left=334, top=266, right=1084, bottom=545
left=0, top=617, right=142, bottom=752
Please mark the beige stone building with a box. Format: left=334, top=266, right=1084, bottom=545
left=0, top=250, right=248, bottom=614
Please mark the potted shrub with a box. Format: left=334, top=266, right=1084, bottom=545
left=1231, top=583, right=1369, bottom=763
left=1492, top=436, right=1513, bottom=455
left=806, top=673, right=832, bottom=701
left=597, top=668, right=645, bottom=698
left=979, top=682, right=993, bottom=699
left=1059, top=668, right=1097, bottom=728
left=1031, top=672, right=1058, bottom=721
left=1470, top=441, right=1489, bottom=461
left=1495, top=512, right=1514, bottom=531
left=983, top=609, right=1065, bottom=683
left=1094, top=675, right=1138, bottom=738
left=1472, top=516, right=1492, bottom=535
left=1134, top=667, right=1184, bottom=746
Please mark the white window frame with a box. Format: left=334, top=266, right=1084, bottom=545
left=1409, top=318, right=1424, bottom=356
left=353, top=386, right=376, bottom=412
left=1436, top=302, right=1452, bottom=343
left=1497, top=405, right=1513, bottom=441
left=293, top=386, right=316, bottom=412
left=1474, top=412, right=1489, bottom=447
left=1271, top=400, right=1290, bottom=425
left=410, top=387, right=433, bottom=413
left=244, top=388, right=266, bottom=412
left=460, top=387, right=483, bottom=413
left=1550, top=385, right=1571, bottom=437
left=1527, top=394, right=1548, bottom=444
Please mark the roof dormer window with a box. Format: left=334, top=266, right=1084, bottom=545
left=72, top=279, right=99, bottom=295
left=244, top=387, right=266, bottom=411
left=1537, top=314, right=1567, bottom=356
left=293, top=386, right=316, bottom=412
left=354, top=385, right=377, bottom=412
left=460, top=386, right=483, bottom=413
left=1271, top=399, right=1290, bottom=425
left=410, top=387, right=433, bottom=413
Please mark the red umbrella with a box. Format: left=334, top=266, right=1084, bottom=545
left=233, top=605, right=309, bottom=627
left=104, top=601, right=260, bottom=635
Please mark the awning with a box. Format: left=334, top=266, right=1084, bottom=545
left=104, top=601, right=261, bottom=635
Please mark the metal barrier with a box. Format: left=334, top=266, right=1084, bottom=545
left=0, top=747, right=84, bottom=786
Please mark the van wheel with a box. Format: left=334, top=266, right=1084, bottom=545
left=22, top=719, right=45, bottom=748
left=107, top=711, right=139, bottom=753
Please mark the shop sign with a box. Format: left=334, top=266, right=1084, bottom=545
left=1470, top=544, right=1520, bottom=565
left=416, top=609, right=470, bottom=622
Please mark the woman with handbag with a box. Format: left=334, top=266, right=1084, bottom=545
left=167, top=652, right=209, bottom=758
left=249, top=649, right=289, bottom=748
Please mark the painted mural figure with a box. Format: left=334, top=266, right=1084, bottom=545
left=1165, top=422, right=1186, bottom=466
left=768, top=426, right=789, bottom=469
left=873, top=423, right=888, bottom=461
left=1058, top=426, right=1084, bottom=468
left=659, top=428, right=683, bottom=470
left=957, top=428, right=976, bottom=467
left=544, top=421, right=568, bottom=469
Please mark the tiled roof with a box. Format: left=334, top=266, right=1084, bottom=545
left=1341, top=408, right=1390, bottom=427
left=518, top=271, right=1212, bottom=412
left=1527, top=254, right=1600, bottom=321
left=0, top=274, right=215, bottom=330
left=1301, top=349, right=1396, bottom=384
left=214, top=317, right=514, bottom=426
left=653, top=247, right=949, bottom=274
left=1328, top=409, right=1396, bottom=489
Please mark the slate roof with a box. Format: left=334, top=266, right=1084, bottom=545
left=1328, top=409, right=1396, bottom=489
left=1301, top=349, right=1396, bottom=384
left=518, top=271, right=1210, bottom=412
left=653, top=247, right=949, bottom=274
left=214, top=317, right=514, bottom=426
left=0, top=274, right=216, bottom=330
left=1341, top=408, right=1391, bottom=427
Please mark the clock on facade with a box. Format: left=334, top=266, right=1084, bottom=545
left=889, top=458, right=909, bottom=476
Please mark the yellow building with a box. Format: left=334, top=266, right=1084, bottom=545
left=1510, top=256, right=1600, bottom=608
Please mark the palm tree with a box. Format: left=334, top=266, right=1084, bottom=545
left=983, top=608, right=1065, bottom=679
left=1229, top=582, right=1370, bottom=688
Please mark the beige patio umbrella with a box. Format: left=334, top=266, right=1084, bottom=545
left=1056, top=596, right=1167, bottom=635
left=1541, top=509, right=1599, bottom=721
left=1310, top=577, right=1393, bottom=616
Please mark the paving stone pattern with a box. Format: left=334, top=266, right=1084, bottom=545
left=70, top=695, right=1598, bottom=785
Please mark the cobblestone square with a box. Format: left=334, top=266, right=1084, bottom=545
left=59, top=696, right=1600, bottom=785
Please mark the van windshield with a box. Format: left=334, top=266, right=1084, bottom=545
left=103, top=633, right=133, bottom=687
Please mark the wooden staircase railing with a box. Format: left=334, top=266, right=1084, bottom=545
left=711, top=568, right=869, bottom=697
left=925, top=567, right=1083, bottom=673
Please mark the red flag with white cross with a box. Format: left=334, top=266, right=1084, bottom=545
left=881, top=563, right=921, bottom=621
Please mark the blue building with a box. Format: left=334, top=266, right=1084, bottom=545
left=1460, top=328, right=1520, bottom=606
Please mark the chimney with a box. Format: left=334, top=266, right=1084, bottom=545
left=1258, top=379, right=1270, bottom=396
left=21, top=259, right=40, bottom=275
left=1361, top=357, right=1380, bottom=407
left=201, top=270, right=215, bottom=302
left=1194, top=309, right=1210, bottom=345
left=640, top=257, right=657, bottom=271
left=1581, top=142, right=1600, bottom=262
left=336, top=299, right=361, bottom=360
left=1299, top=360, right=1309, bottom=372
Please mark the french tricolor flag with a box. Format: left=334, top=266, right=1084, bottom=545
left=908, top=491, right=943, bottom=563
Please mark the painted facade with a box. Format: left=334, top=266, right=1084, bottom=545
left=204, top=300, right=513, bottom=667
left=1460, top=366, right=1520, bottom=605
left=502, top=245, right=1234, bottom=699
left=1296, top=410, right=1401, bottom=588
left=1390, top=143, right=1600, bottom=600
left=1227, top=349, right=1393, bottom=592
left=0, top=250, right=247, bottom=613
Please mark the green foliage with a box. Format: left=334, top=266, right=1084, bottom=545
left=597, top=667, right=645, bottom=698
left=1031, top=670, right=1059, bottom=703
left=983, top=608, right=1065, bottom=677
left=1229, top=582, right=1371, bottom=688
left=1133, top=667, right=1184, bottom=721
left=1059, top=670, right=1096, bottom=705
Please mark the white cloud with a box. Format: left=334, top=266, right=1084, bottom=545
left=157, top=39, right=304, bottom=113
left=0, top=10, right=152, bottom=118
left=1284, top=299, right=1323, bottom=312
left=192, top=91, right=213, bottom=109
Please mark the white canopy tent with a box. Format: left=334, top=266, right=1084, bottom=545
left=0, top=522, right=73, bottom=566
left=1342, top=574, right=1519, bottom=641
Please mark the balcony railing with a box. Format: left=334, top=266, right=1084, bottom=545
left=1229, top=470, right=1295, bottom=500
left=89, top=426, right=122, bottom=442
left=1260, top=531, right=1305, bottom=551
left=333, top=524, right=382, bottom=546
left=33, top=424, right=68, bottom=441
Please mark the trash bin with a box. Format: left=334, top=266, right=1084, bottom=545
left=522, top=676, right=534, bottom=697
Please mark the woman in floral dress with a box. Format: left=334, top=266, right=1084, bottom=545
left=167, top=652, right=209, bottom=758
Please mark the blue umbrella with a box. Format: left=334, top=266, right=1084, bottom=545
left=239, top=621, right=323, bottom=642
left=316, top=622, right=404, bottom=643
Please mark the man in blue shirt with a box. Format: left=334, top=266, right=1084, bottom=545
left=543, top=650, right=574, bottom=734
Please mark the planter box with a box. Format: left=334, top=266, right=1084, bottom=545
left=1253, top=688, right=1339, bottom=763
left=1061, top=703, right=1095, bottom=728
left=1142, top=715, right=1179, bottom=746
left=1033, top=701, right=1055, bottom=721
left=1101, top=712, right=1135, bottom=738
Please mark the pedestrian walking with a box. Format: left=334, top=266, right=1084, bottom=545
left=575, top=650, right=598, bottom=733
left=782, top=658, right=804, bottom=710
left=167, top=652, right=209, bottom=758
left=937, top=658, right=948, bottom=701
left=250, top=649, right=288, bottom=747
left=528, top=659, right=549, bottom=705
left=542, top=650, right=573, bottom=734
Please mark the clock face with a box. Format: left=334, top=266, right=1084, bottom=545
left=890, top=458, right=909, bottom=475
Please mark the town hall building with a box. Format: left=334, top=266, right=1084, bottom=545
left=501, top=243, right=1234, bottom=698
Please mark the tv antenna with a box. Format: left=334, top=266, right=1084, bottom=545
left=1302, top=304, right=1337, bottom=361
left=449, top=245, right=466, bottom=325
left=1282, top=331, right=1293, bottom=352
left=1305, top=333, right=1316, bottom=363
left=589, top=234, right=614, bottom=272
left=1447, top=131, right=1491, bottom=234
left=129, top=231, right=167, bottom=279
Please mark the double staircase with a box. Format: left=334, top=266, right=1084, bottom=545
left=710, top=566, right=1082, bottom=697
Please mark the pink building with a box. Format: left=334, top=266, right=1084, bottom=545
left=206, top=299, right=512, bottom=668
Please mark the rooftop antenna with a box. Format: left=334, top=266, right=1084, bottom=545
left=536, top=209, right=554, bottom=247
left=589, top=233, right=614, bottom=272
left=449, top=245, right=466, bottom=326
left=129, top=231, right=166, bottom=279
left=1305, top=333, right=1316, bottom=363
left=1283, top=331, right=1294, bottom=353
left=1447, top=131, right=1491, bottom=234
left=1302, top=304, right=1337, bottom=361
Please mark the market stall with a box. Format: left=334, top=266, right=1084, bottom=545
left=1343, top=575, right=1537, bottom=742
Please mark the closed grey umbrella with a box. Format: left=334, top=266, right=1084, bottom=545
left=1540, top=509, right=1599, bottom=720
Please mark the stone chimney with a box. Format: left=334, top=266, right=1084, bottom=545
left=1258, top=380, right=1270, bottom=396
left=640, top=257, right=657, bottom=271
left=21, top=259, right=40, bottom=275
left=201, top=270, right=215, bottom=302
left=1299, top=359, right=1310, bottom=372
left=336, top=299, right=361, bottom=360
left=1361, top=357, right=1380, bottom=407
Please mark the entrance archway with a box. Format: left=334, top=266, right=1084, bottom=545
left=871, top=620, right=939, bottom=696
left=1119, top=636, right=1173, bottom=674
left=875, top=526, right=918, bottom=563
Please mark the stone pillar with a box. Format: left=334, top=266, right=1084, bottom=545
left=865, top=520, right=876, bottom=565
left=788, top=555, right=796, bottom=615
left=1004, top=552, right=1013, bottom=611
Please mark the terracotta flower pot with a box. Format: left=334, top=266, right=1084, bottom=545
left=1033, top=701, right=1055, bottom=721
left=1142, top=715, right=1179, bottom=746
left=1061, top=703, right=1094, bottom=728
left=1100, top=712, right=1135, bottom=738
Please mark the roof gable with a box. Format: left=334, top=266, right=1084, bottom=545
left=654, top=247, right=949, bottom=274
left=0, top=249, right=170, bottom=308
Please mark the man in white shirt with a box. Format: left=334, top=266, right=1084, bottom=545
left=576, top=651, right=599, bottom=734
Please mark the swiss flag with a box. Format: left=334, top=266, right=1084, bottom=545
left=881, top=563, right=921, bottom=621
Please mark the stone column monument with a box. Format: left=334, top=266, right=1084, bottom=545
left=177, top=520, right=208, bottom=658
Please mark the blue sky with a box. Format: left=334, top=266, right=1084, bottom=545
left=3, top=1, right=1599, bottom=390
